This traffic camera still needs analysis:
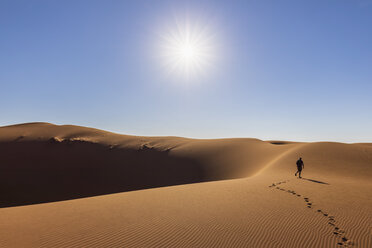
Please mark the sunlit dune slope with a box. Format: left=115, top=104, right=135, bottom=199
left=1, top=123, right=371, bottom=208
left=0, top=123, right=371, bottom=248
left=0, top=122, right=285, bottom=207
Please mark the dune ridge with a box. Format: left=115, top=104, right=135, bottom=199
left=0, top=122, right=287, bottom=207
left=0, top=123, right=371, bottom=247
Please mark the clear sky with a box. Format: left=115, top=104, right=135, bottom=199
left=1, top=0, right=372, bottom=142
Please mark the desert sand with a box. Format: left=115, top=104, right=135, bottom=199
left=0, top=123, right=371, bottom=247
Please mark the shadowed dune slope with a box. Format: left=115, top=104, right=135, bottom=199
left=0, top=123, right=286, bottom=207
left=0, top=174, right=371, bottom=248
left=1, top=123, right=371, bottom=208
left=0, top=123, right=371, bottom=247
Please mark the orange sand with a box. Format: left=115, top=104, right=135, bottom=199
left=0, top=123, right=371, bottom=247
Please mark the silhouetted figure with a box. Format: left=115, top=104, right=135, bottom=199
left=295, top=157, right=304, bottom=178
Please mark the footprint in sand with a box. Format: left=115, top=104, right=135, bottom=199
left=268, top=180, right=353, bottom=247
left=269, top=181, right=288, bottom=188
left=336, top=236, right=351, bottom=247
left=334, top=227, right=346, bottom=234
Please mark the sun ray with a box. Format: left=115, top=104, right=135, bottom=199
left=158, top=17, right=216, bottom=80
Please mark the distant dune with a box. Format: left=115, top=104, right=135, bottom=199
left=0, top=123, right=371, bottom=247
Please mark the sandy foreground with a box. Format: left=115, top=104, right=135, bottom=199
left=0, top=123, right=371, bottom=247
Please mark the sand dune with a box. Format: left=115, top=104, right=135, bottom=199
left=0, top=122, right=285, bottom=207
left=0, top=123, right=371, bottom=247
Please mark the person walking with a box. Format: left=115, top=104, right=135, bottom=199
left=295, top=157, right=304, bottom=178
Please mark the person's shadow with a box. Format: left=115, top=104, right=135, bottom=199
left=302, top=178, right=330, bottom=185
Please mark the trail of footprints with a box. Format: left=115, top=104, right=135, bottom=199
left=268, top=180, right=353, bottom=247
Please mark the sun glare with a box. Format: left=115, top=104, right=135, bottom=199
left=159, top=18, right=216, bottom=80
left=180, top=44, right=196, bottom=60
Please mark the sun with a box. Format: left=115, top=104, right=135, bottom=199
left=172, top=40, right=203, bottom=67
left=159, top=18, right=216, bottom=80
left=179, top=44, right=197, bottom=60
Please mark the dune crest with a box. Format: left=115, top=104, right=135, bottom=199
left=0, top=123, right=371, bottom=247
left=1, top=123, right=371, bottom=207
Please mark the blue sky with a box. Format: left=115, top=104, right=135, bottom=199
left=1, top=0, right=371, bottom=142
